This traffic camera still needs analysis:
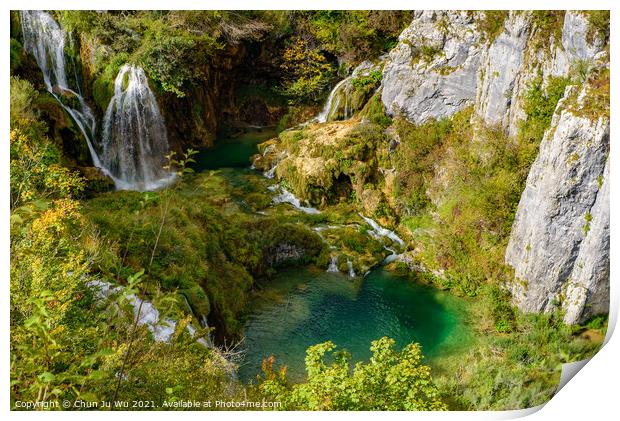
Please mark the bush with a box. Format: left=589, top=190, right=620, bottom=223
left=260, top=337, right=446, bottom=410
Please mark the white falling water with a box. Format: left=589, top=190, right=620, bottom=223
left=20, top=11, right=101, bottom=169
left=271, top=185, right=321, bottom=214
left=382, top=246, right=400, bottom=264
left=264, top=164, right=278, bottom=179
left=316, top=76, right=354, bottom=123
left=20, top=11, right=173, bottom=192
left=360, top=214, right=405, bottom=248
left=327, top=255, right=340, bottom=273
left=88, top=279, right=214, bottom=346
left=87, top=280, right=178, bottom=343
left=346, top=259, right=356, bottom=278
left=315, top=61, right=379, bottom=123
left=102, top=64, right=176, bottom=191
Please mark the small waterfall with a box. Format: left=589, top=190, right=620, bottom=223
left=102, top=64, right=175, bottom=191
left=315, top=61, right=380, bottom=123
left=271, top=185, right=321, bottom=214
left=316, top=76, right=354, bottom=123
left=264, top=164, right=278, bottom=179
left=360, top=214, right=405, bottom=248
left=327, top=255, right=340, bottom=273
left=20, top=11, right=101, bottom=168
left=87, top=280, right=177, bottom=343
left=346, top=259, right=356, bottom=278
left=383, top=246, right=401, bottom=264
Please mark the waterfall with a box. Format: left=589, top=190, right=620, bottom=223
left=271, top=185, right=321, bottom=214
left=20, top=11, right=101, bottom=168
left=316, top=76, right=354, bottom=123
left=327, top=255, right=339, bottom=273
left=264, top=164, right=278, bottom=179
left=87, top=280, right=177, bottom=343
left=346, top=259, right=356, bottom=278
left=102, top=64, right=176, bottom=191
left=20, top=11, right=174, bottom=192
left=383, top=246, right=401, bottom=264
left=315, top=61, right=380, bottom=123
left=360, top=214, right=405, bottom=248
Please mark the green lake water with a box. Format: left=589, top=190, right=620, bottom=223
left=240, top=266, right=473, bottom=382
left=194, top=127, right=275, bottom=171
left=193, top=128, right=474, bottom=383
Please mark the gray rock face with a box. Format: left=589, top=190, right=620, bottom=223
left=381, top=10, right=481, bottom=124
left=562, top=11, right=605, bottom=61
left=505, top=85, right=610, bottom=324
left=475, top=11, right=606, bottom=136
left=563, top=158, right=609, bottom=324
left=475, top=12, right=530, bottom=128
left=266, top=243, right=306, bottom=266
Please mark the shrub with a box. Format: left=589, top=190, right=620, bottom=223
left=260, top=337, right=446, bottom=410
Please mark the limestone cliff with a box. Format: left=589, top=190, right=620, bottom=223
left=505, top=81, right=609, bottom=324
left=381, top=10, right=481, bottom=124
left=380, top=10, right=609, bottom=323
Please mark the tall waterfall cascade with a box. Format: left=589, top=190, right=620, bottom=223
left=20, top=10, right=100, bottom=167
left=20, top=11, right=174, bottom=192
left=102, top=64, right=175, bottom=191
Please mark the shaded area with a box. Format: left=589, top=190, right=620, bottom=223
left=193, top=128, right=275, bottom=171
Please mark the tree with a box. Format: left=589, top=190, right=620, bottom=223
left=259, top=337, right=447, bottom=410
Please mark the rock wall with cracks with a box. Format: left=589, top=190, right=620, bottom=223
left=381, top=10, right=609, bottom=324
left=505, top=84, right=609, bottom=324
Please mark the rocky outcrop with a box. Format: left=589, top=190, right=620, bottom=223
left=505, top=84, right=610, bottom=324
left=381, top=10, right=482, bottom=124
left=384, top=11, right=606, bottom=134
left=475, top=12, right=530, bottom=129
left=563, top=158, right=609, bottom=324
left=477, top=11, right=606, bottom=136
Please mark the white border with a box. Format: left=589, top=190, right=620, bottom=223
left=2, top=1, right=618, bottom=420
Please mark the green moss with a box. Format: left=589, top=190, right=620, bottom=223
left=531, top=11, right=565, bottom=44
left=583, top=212, right=593, bottom=234
left=9, top=38, right=24, bottom=74
left=478, top=11, right=508, bottom=42
left=585, top=10, right=610, bottom=44
left=359, top=92, right=392, bottom=128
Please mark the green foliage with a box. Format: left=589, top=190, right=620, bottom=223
left=531, top=11, right=565, bottom=42
left=10, top=76, right=39, bottom=122
left=351, top=69, right=382, bottom=90
left=392, top=107, right=542, bottom=296
left=279, top=38, right=335, bottom=104
left=517, top=74, right=570, bottom=165
left=585, top=10, right=610, bottom=43
left=293, top=11, right=413, bottom=64
left=359, top=92, right=392, bottom=128
left=478, top=11, right=508, bottom=42
left=260, top=337, right=446, bottom=410
left=10, top=80, right=85, bottom=210
left=436, top=311, right=604, bottom=410
left=10, top=38, right=24, bottom=73
left=392, top=115, right=455, bottom=215
left=570, top=66, right=610, bottom=120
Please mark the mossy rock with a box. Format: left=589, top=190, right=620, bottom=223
left=78, top=167, right=115, bottom=197
left=181, top=285, right=211, bottom=319
left=92, top=75, right=115, bottom=112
